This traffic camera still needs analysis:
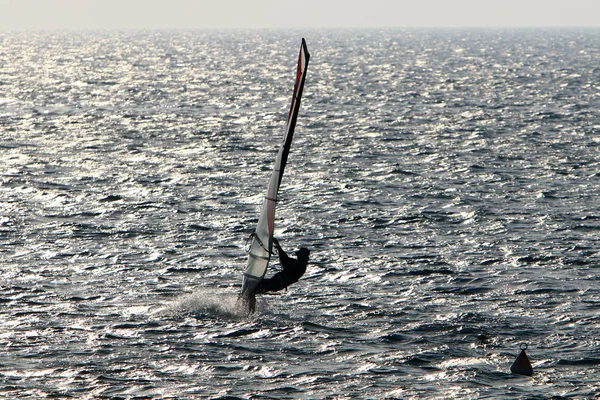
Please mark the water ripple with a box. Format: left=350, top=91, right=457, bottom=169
left=1, top=28, right=600, bottom=399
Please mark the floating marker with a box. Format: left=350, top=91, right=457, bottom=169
left=510, top=343, right=533, bottom=376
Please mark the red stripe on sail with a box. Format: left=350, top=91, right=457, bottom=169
left=288, top=49, right=305, bottom=122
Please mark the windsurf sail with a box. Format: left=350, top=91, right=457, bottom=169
left=240, top=38, right=310, bottom=300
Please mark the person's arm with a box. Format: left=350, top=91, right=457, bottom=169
left=273, top=238, right=293, bottom=269
left=273, top=237, right=283, bottom=253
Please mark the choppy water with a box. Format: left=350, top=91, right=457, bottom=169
left=1, top=28, right=600, bottom=399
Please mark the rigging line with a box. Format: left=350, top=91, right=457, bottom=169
left=247, top=231, right=274, bottom=255
left=244, top=232, right=254, bottom=248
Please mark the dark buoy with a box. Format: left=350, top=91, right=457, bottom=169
left=510, top=343, right=533, bottom=376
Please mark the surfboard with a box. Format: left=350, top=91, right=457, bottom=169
left=239, top=39, right=310, bottom=301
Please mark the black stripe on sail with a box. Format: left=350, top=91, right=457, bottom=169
left=249, top=252, right=270, bottom=261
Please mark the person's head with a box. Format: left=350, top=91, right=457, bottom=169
left=295, top=247, right=310, bottom=262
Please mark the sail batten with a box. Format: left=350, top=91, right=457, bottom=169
left=240, top=39, right=310, bottom=298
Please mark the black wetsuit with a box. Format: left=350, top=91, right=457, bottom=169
left=256, top=243, right=307, bottom=293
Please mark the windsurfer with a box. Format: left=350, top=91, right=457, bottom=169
left=245, top=238, right=310, bottom=313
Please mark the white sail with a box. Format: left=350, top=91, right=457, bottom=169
left=240, top=39, right=310, bottom=299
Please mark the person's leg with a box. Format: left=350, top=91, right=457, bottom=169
left=259, top=277, right=278, bottom=292
left=260, top=273, right=291, bottom=292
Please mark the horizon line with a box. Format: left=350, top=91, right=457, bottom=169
left=2, top=25, right=600, bottom=32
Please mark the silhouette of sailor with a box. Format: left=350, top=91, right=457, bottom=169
left=246, top=238, right=309, bottom=313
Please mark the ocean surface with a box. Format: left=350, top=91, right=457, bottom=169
left=1, top=28, right=600, bottom=399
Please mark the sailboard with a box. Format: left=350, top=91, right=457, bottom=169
left=240, top=38, right=310, bottom=300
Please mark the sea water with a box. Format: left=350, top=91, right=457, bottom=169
left=1, top=28, right=599, bottom=398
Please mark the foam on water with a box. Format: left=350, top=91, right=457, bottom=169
left=159, top=289, right=251, bottom=319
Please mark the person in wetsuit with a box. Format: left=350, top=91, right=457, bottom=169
left=246, top=238, right=310, bottom=313
left=256, top=238, right=309, bottom=294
